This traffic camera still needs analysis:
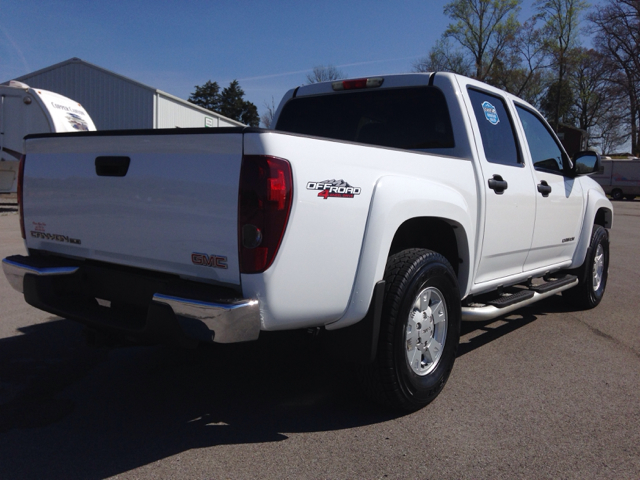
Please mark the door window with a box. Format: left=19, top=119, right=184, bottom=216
left=516, top=105, right=565, bottom=173
left=468, top=89, right=521, bottom=166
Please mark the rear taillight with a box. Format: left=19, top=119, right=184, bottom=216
left=238, top=155, right=293, bottom=273
left=18, top=154, right=26, bottom=239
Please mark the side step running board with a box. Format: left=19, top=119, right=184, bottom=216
left=487, top=289, right=534, bottom=308
left=462, top=275, right=578, bottom=322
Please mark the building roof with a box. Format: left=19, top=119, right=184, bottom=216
left=16, top=57, right=156, bottom=92
left=11, top=57, right=243, bottom=126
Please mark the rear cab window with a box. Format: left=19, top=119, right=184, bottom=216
left=274, top=86, right=456, bottom=154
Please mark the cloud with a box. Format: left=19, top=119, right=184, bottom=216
left=0, top=23, right=30, bottom=75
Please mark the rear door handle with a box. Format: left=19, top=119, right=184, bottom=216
left=488, top=174, right=508, bottom=194
left=537, top=180, right=552, bottom=197
left=95, top=156, right=131, bottom=177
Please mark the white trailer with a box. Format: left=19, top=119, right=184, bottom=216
left=592, top=158, right=640, bottom=200
left=0, top=81, right=96, bottom=193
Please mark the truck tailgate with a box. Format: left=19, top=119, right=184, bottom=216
left=23, top=130, right=244, bottom=286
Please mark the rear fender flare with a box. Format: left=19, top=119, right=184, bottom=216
left=326, top=175, right=473, bottom=330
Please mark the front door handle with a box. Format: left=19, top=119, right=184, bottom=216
left=537, top=180, right=552, bottom=197
left=488, top=174, right=508, bottom=194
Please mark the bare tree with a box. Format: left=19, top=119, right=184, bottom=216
left=567, top=49, right=608, bottom=132
left=596, top=104, right=629, bottom=155
left=261, top=96, right=278, bottom=129
left=589, top=0, right=640, bottom=155
left=442, top=0, right=522, bottom=81
left=413, top=38, right=472, bottom=75
left=306, top=65, right=346, bottom=84
left=535, top=0, right=589, bottom=131
left=489, top=17, right=549, bottom=107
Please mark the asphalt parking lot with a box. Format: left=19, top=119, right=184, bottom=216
left=0, top=198, right=638, bottom=479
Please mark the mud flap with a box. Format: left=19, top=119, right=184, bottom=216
left=324, top=280, right=385, bottom=365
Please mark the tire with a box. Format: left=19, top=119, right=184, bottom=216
left=359, top=249, right=461, bottom=411
left=611, top=189, right=623, bottom=201
left=563, top=225, right=609, bottom=309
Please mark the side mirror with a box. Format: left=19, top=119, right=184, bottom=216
left=572, top=151, right=601, bottom=175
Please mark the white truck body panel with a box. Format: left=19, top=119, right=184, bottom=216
left=244, top=131, right=478, bottom=330
left=24, top=132, right=242, bottom=286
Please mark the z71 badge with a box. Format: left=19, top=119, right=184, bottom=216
left=306, top=179, right=361, bottom=199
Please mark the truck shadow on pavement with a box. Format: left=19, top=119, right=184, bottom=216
left=0, top=318, right=398, bottom=479
left=457, top=294, right=574, bottom=357
left=0, top=294, right=574, bottom=479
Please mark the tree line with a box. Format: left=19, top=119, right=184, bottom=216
left=416, top=0, right=640, bottom=155
left=188, top=80, right=259, bottom=127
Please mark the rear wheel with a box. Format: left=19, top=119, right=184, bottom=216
left=563, top=225, right=609, bottom=309
left=611, top=189, right=623, bottom=201
left=359, top=249, right=460, bottom=411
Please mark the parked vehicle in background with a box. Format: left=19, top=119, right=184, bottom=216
left=2, top=72, right=613, bottom=411
left=0, top=81, right=96, bottom=193
left=592, top=157, right=640, bottom=200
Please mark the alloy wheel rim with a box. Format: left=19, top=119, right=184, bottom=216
left=405, top=287, right=448, bottom=376
left=593, top=243, right=605, bottom=292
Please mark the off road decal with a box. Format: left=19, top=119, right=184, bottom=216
left=306, top=179, right=361, bottom=199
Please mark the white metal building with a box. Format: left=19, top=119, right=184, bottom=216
left=10, top=58, right=244, bottom=130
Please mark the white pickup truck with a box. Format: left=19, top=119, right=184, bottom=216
left=2, top=73, right=613, bottom=411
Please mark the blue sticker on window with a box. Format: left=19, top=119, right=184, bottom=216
left=482, top=101, right=500, bottom=125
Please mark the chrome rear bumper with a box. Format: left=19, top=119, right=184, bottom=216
left=2, top=255, right=261, bottom=344
left=152, top=293, right=260, bottom=343
left=2, top=256, right=78, bottom=293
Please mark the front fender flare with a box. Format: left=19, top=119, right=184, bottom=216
left=570, top=187, right=613, bottom=270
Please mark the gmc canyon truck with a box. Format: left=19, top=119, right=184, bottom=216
left=2, top=73, right=613, bottom=411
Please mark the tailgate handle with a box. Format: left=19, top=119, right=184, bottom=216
left=95, top=156, right=131, bottom=177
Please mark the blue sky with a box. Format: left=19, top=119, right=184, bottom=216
left=1, top=0, right=600, bottom=118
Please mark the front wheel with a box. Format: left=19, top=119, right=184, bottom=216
left=563, top=225, right=609, bottom=309
left=359, top=249, right=461, bottom=411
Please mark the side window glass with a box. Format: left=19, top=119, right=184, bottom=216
left=468, top=89, right=520, bottom=166
left=516, top=105, right=564, bottom=173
